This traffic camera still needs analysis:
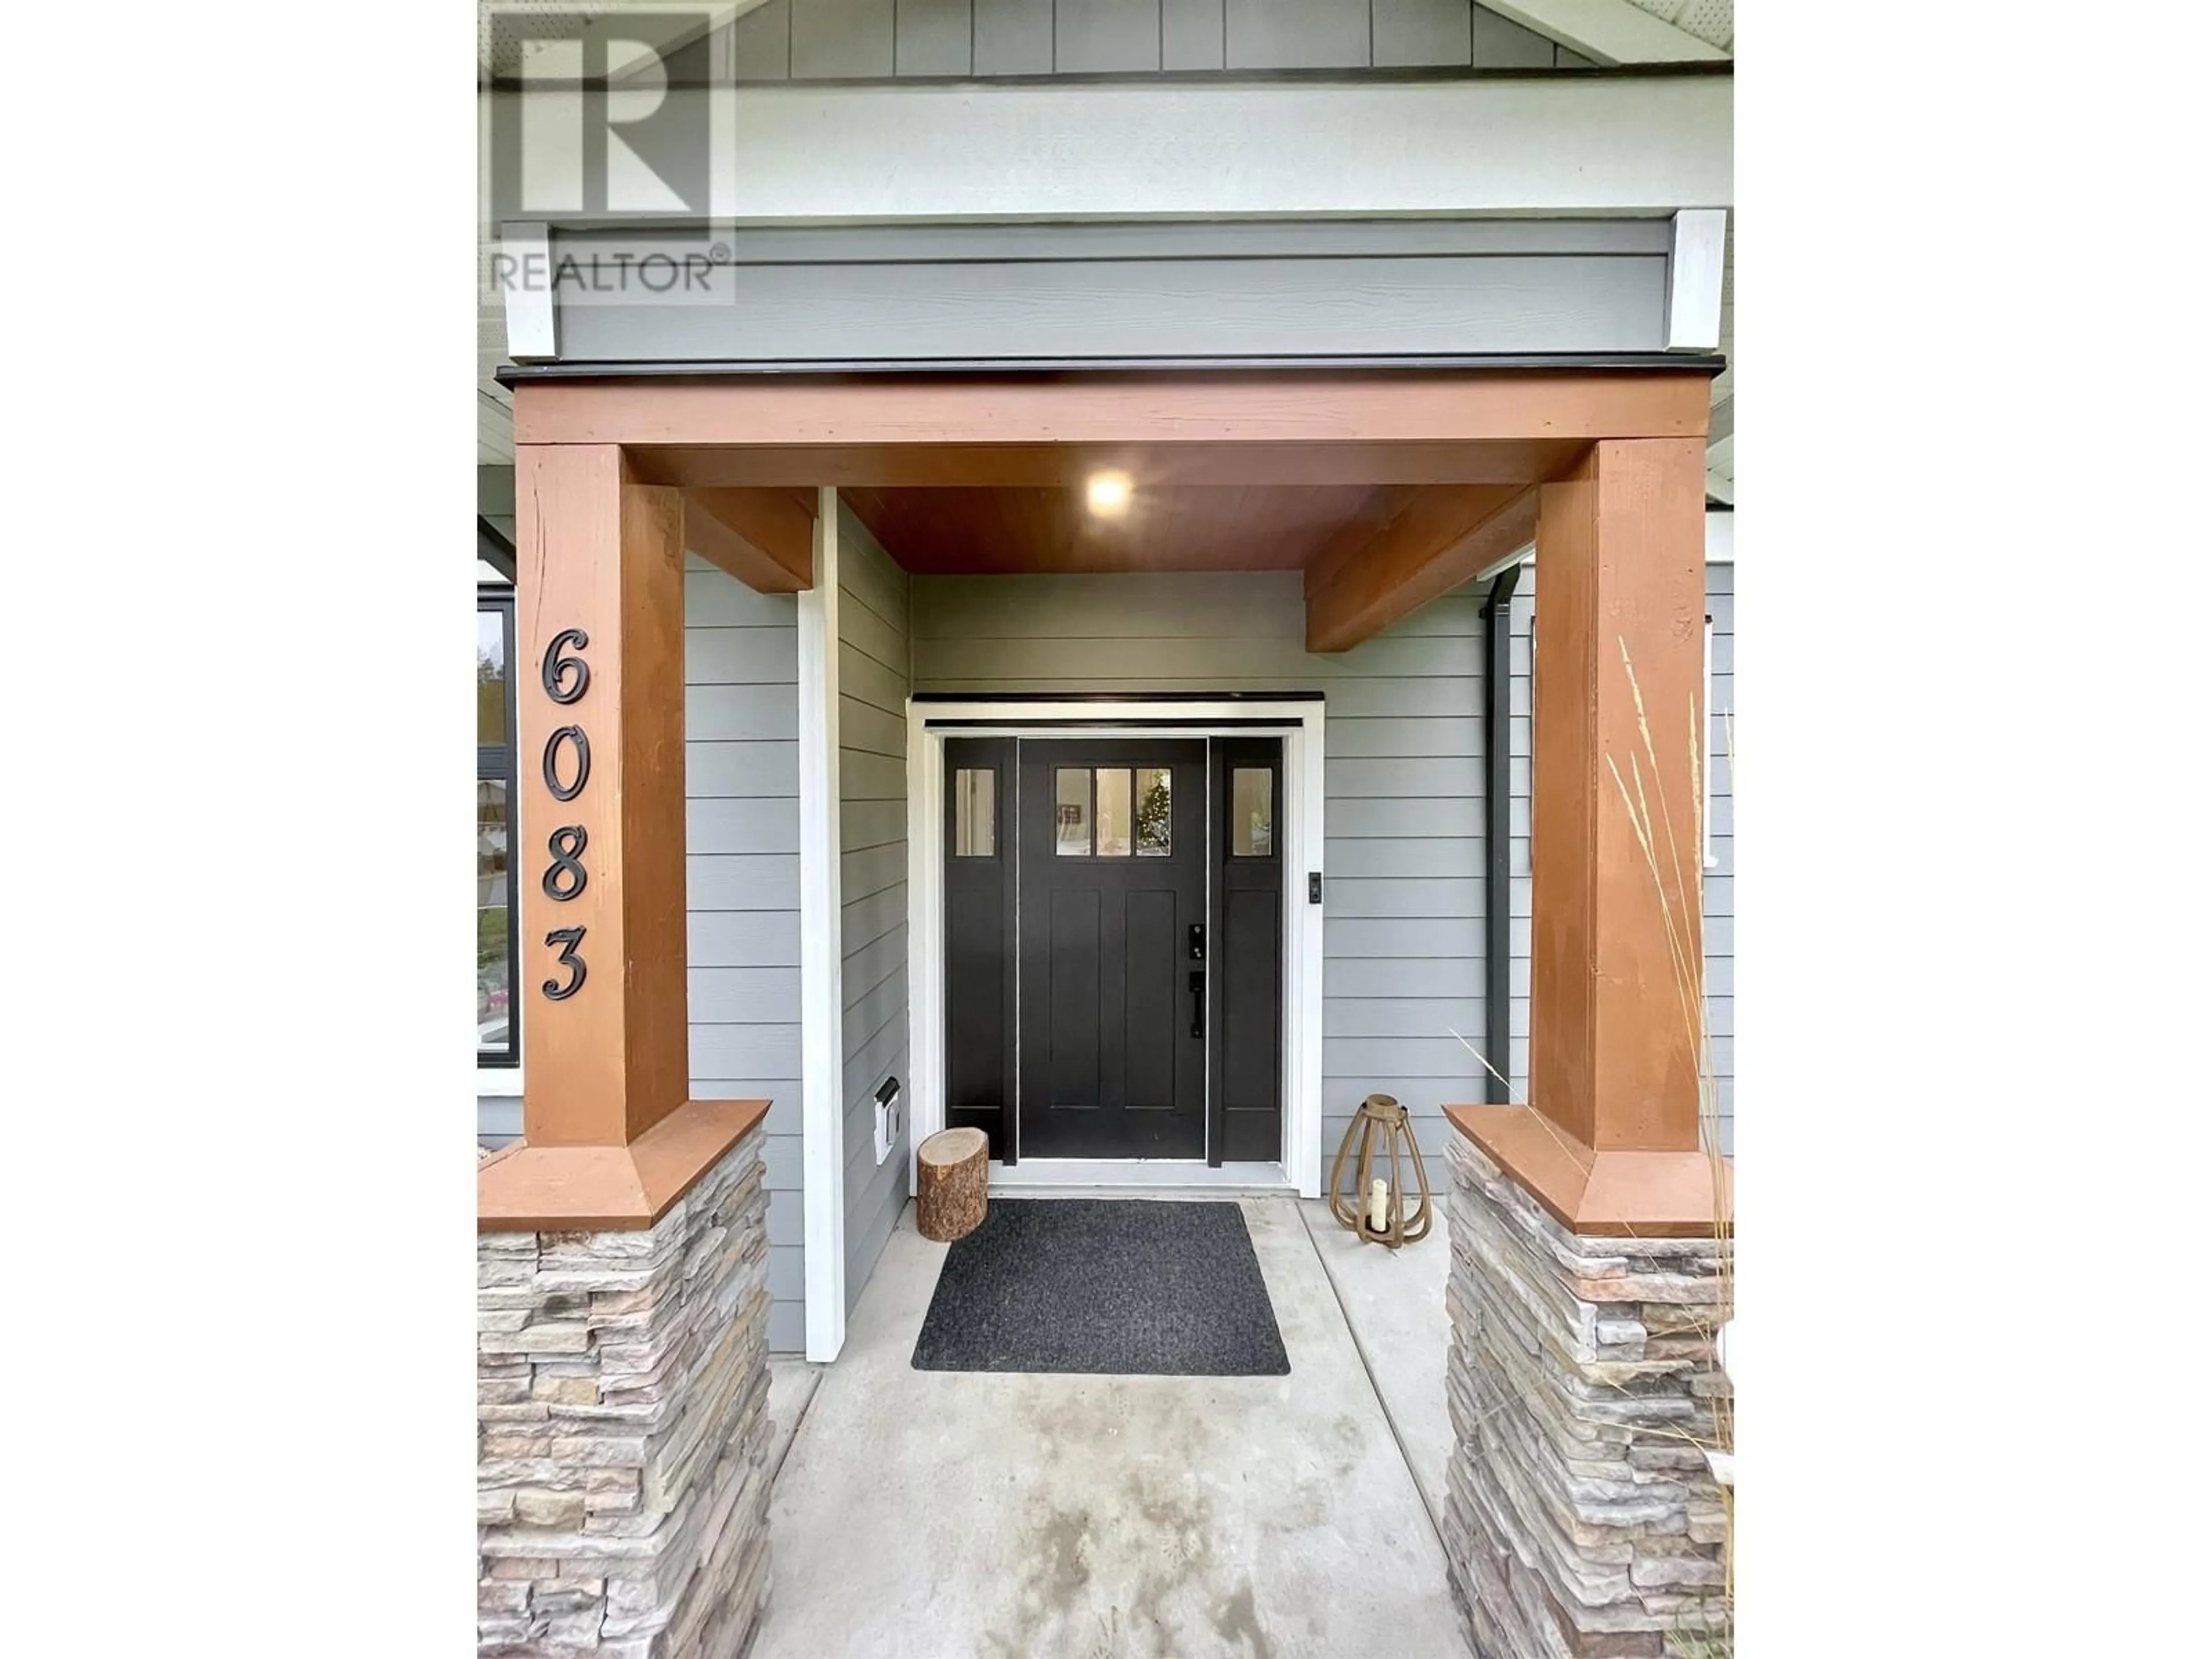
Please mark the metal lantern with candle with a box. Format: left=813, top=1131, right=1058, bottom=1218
left=1327, top=1093, right=1433, bottom=1248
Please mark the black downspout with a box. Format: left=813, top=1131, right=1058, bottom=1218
left=1478, top=563, right=1523, bottom=1104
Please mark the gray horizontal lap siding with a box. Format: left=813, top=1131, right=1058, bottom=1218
left=685, top=553, right=806, bottom=1355
left=1505, top=558, right=1734, bottom=1156
left=1706, top=563, right=1734, bottom=1156
left=909, top=568, right=1488, bottom=1173
left=726, top=1, right=1588, bottom=77
left=547, top=219, right=1670, bottom=368
left=837, top=505, right=914, bottom=1312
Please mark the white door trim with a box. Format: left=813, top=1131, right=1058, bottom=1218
left=797, top=491, right=846, bottom=1363
left=905, top=699, right=1327, bottom=1200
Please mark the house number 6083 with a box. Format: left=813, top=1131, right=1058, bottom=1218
left=539, top=629, right=593, bottom=1002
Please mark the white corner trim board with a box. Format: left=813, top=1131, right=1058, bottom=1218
left=904, top=700, right=1328, bottom=1202
left=1665, top=209, right=1728, bottom=353
left=497, top=221, right=556, bottom=361
left=797, top=490, right=846, bottom=1363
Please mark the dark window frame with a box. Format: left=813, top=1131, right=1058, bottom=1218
left=478, top=586, right=520, bottom=1069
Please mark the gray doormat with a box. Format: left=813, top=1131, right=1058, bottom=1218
left=911, top=1199, right=1291, bottom=1377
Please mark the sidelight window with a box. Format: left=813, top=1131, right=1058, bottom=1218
left=1230, top=767, right=1274, bottom=858
left=954, top=768, right=996, bottom=857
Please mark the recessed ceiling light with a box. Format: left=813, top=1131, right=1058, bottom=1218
left=1085, top=469, right=1132, bottom=518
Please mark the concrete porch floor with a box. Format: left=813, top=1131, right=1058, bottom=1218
left=755, top=1194, right=1461, bottom=1659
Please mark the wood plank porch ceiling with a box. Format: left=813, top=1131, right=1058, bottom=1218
left=515, top=371, right=1713, bottom=651
left=840, top=484, right=1382, bottom=577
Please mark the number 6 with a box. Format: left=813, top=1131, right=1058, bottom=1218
left=541, top=628, right=590, bottom=704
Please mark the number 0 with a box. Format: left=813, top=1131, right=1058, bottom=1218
left=543, top=725, right=590, bottom=802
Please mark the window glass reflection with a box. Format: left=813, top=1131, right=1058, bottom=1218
left=1232, top=768, right=1274, bottom=858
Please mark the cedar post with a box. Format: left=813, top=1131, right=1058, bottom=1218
left=1530, top=437, right=1708, bottom=1154
left=1443, top=435, right=1721, bottom=1233
left=480, top=442, right=768, bottom=1231
left=514, top=444, right=690, bottom=1146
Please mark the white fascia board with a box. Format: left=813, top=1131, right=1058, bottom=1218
left=1480, top=1, right=1730, bottom=66
left=483, top=73, right=1731, bottom=226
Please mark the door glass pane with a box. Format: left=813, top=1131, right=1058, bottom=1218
left=1135, top=767, right=1172, bottom=855
left=1232, top=767, right=1274, bottom=857
left=1054, top=768, right=1091, bottom=855
left=953, top=768, right=994, bottom=857
left=477, top=779, right=512, bottom=1057
left=476, top=607, right=507, bottom=743
left=1095, top=768, right=1132, bottom=857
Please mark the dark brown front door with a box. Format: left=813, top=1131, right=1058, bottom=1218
left=1017, top=740, right=1208, bottom=1158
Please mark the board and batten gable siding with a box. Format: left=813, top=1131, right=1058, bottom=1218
left=836, top=503, right=914, bottom=1312
left=725, top=1, right=1589, bottom=77
left=1504, top=556, right=1734, bottom=1155
left=684, top=552, right=807, bottom=1354
left=910, top=569, right=1490, bottom=1168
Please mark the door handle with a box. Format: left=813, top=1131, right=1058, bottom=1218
left=1189, top=971, right=1205, bottom=1039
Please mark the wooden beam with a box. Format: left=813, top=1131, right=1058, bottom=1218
left=513, top=373, right=1713, bottom=452
left=630, top=439, right=1590, bottom=490
left=1304, top=484, right=1539, bottom=654
left=1298, top=486, right=1422, bottom=597
left=514, top=444, right=692, bottom=1147
left=1528, top=437, right=1707, bottom=1154
left=681, top=486, right=816, bottom=592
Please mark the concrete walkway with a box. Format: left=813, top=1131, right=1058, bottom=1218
left=752, top=1195, right=1464, bottom=1659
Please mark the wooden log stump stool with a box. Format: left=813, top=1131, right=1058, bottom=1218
left=915, top=1127, right=989, bottom=1243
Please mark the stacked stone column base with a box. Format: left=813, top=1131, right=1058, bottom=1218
left=1443, top=1132, right=1730, bottom=1658
left=478, top=1134, right=772, bottom=1658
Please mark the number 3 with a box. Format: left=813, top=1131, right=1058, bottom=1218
left=542, top=926, right=586, bottom=1000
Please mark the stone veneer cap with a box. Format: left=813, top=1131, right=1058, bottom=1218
left=1444, top=1104, right=1730, bottom=1238
left=478, top=1097, right=770, bottom=1233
